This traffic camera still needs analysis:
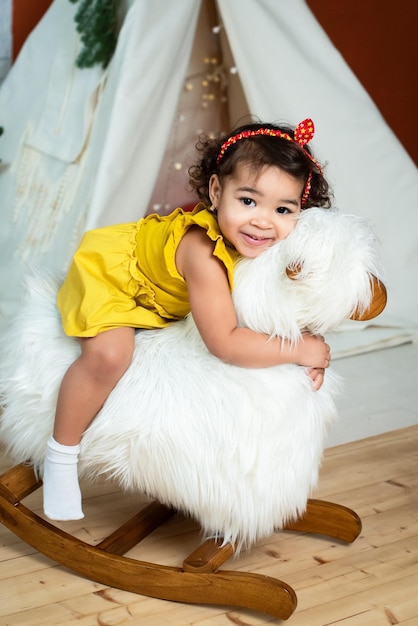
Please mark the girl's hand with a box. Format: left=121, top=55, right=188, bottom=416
left=307, top=367, right=326, bottom=391
left=292, top=332, right=331, bottom=369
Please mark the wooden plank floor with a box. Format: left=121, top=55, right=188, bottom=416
left=0, top=425, right=417, bottom=625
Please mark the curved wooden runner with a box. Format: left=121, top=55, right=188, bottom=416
left=0, top=463, right=361, bottom=620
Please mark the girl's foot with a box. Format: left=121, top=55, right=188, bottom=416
left=43, top=436, right=84, bottom=520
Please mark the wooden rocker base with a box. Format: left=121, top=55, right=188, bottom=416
left=0, top=464, right=362, bottom=620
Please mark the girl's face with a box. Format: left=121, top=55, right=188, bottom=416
left=209, top=163, right=304, bottom=258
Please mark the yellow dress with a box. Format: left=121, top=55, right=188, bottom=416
left=57, top=204, right=240, bottom=337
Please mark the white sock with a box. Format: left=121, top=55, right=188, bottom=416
left=43, top=435, right=84, bottom=521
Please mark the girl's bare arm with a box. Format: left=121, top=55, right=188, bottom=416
left=176, top=228, right=330, bottom=370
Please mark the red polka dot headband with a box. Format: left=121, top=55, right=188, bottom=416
left=216, top=118, right=322, bottom=206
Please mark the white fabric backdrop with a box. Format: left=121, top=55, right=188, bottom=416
left=0, top=0, right=199, bottom=329
left=0, top=0, right=417, bottom=348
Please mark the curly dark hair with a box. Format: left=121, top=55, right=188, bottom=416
left=188, top=122, right=332, bottom=209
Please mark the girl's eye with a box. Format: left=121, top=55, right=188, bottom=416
left=276, top=206, right=291, bottom=214
left=241, top=197, right=255, bottom=207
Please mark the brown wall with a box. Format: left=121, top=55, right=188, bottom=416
left=12, top=0, right=418, bottom=164
left=307, top=0, right=418, bottom=164
left=12, top=0, right=53, bottom=61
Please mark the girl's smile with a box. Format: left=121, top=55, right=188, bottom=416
left=209, top=163, right=304, bottom=258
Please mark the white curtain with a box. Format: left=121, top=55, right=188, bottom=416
left=0, top=0, right=200, bottom=330
left=84, top=0, right=201, bottom=228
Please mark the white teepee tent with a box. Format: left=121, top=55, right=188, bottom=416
left=0, top=0, right=417, bottom=350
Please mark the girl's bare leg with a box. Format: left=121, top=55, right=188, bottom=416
left=43, top=327, right=135, bottom=520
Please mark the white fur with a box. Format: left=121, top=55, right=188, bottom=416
left=0, top=208, right=383, bottom=550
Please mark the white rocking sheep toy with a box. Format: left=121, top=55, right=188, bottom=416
left=0, top=207, right=384, bottom=554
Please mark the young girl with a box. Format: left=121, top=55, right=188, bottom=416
left=44, top=118, right=332, bottom=521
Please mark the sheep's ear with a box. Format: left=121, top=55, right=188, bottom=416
left=285, top=263, right=303, bottom=280
left=350, top=276, right=387, bottom=321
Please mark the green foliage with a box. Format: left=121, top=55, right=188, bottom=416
left=69, top=0, right=122, bottom=68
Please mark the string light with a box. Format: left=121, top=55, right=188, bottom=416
left=150, top=21, right=238, bottom=214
